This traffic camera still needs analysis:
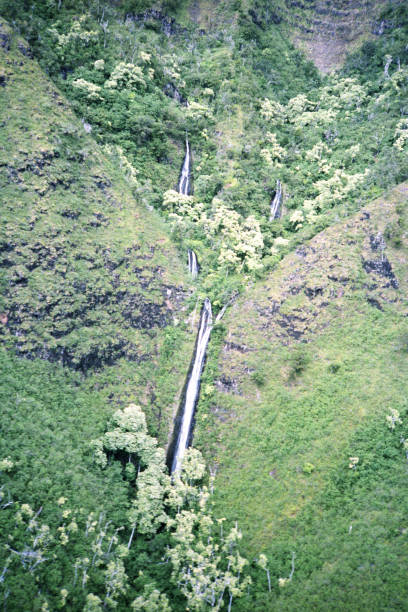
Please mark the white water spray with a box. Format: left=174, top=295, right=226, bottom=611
left=269, top=179, right=282, bottom=221
left=188, top=249, right=198, bottom=279
left=178, top=138, right=191, bottom=195
left=171, top=298, right=213, bottom=473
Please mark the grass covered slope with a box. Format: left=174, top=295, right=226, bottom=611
left=194, top=183, right=408, bottom=608
left=0, top=20, right=196, bottom=439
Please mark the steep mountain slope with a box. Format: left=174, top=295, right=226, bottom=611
left=188, top=0, right=389, bottom=73
left=0, top=19, right=194, bottom=441
left=195, top=182, right=408, bottom=608
left=283, top=0, right=388, bottom=73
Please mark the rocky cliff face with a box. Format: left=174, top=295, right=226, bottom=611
left=0, top=22, right=186, bottom=367
left=0, top=20, right=195, bottom=439
left=195, top=0, right=389, bottom=72
left=283, top=0, right=388, bottom=71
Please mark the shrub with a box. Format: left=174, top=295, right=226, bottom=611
left=251, top=371, right=266, bottom=387
left=302, top=462, right=315, bottom=474
left=287, top=346, right=310, bottom=379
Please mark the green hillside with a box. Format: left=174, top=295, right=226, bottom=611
left=196, top=182, right=408, bottom=608
left=1, top=0, right=408, bottom=609
left=0, top=19, right=195, bottom=442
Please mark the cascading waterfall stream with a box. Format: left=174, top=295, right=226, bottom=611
left=171, top=298, right=213, bottom=473
left=188, top=249, right=198, bottom=279
left=178, top=137, right=191, bottom=195
left=169, top=139, right=219, bottom=472
left=269, top=179, right=282, bottom=221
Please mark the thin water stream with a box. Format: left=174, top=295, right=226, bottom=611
left=169, top=140, right=213, bottom=472
left=269, top=179, right=282, bottom=220
left=171, top=298, right=213, bottom=473
left=178, top=138, right=191, bottom=195
left=188, top=249, right=198, bottom=279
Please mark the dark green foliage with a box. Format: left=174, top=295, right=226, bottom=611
left=251, top=370, right=266, bottom=387
left=287, top=345, right=310, bottom=379
left=0, top=349, right=128, bottom=519
left=344, top=4, right=408, bottom=81
left=0, top=350, right=133, bottom=609
left=121, top=0, right=156, bottom=15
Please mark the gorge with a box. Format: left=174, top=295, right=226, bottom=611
left=1, top=1, right=408, bottom=610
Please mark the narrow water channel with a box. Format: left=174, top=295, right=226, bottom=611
left=170, top=298, right=213, bottom=473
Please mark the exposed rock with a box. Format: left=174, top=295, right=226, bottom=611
left=366, top=296, right=384, bottom=311
left=215, top=375, right=240, bottom=395
left=372, top=19, right=392, bottom=36
left=17, top=41, right=32, bottom=57
left=362, top=257, right=399, bottom=289
left=248, top=8, right=282, bottom=27
left=0, top=22, right=10, bottom=51
left=275, top=313, right=306, bottom=340
left=286, top=0, right=389, bottom=72
left=122, top=297, right=171, bottom=330
left=369, top=232, right=386, bottom=252
left=82, top=119, right=92, bottom=133
left=223, top=342, right=251, bottom=353
left=126, top=9, right=181, bottom=37
left=163, top=82, right=187, bottom=105
left=304, top=286, right=324, bottom=299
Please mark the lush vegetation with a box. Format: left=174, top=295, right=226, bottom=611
left=0, top=359, right=251, bottom=610
left=0, top=17, right=197, bottom=446
left=1, top=0, right=408, bottom=609
left=197, top=182, right=408, bottom=609
left=2, top=0, right=406, bottom=305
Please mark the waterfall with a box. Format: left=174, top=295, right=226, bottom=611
left=171, top=298, right=213, bottom=473
left=188, top=249, right=198, bottom=279
left=178, top=138, right=191, bottom=195
left=269, top=179, right=282, bottom=221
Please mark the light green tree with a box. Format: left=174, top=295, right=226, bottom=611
left=91, top=404, right=170, bottom=548
left=132, top=584, right=172, bottom=611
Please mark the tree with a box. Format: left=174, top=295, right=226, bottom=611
left=131, top=585, right=171, bottom=611
left=166, top=464, right=251, bottom=612
left=257, top=553, right=271, bottom=592
left=91, top=404, right=170, bottom=548
left=127, top=458, right=169, bottom=548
